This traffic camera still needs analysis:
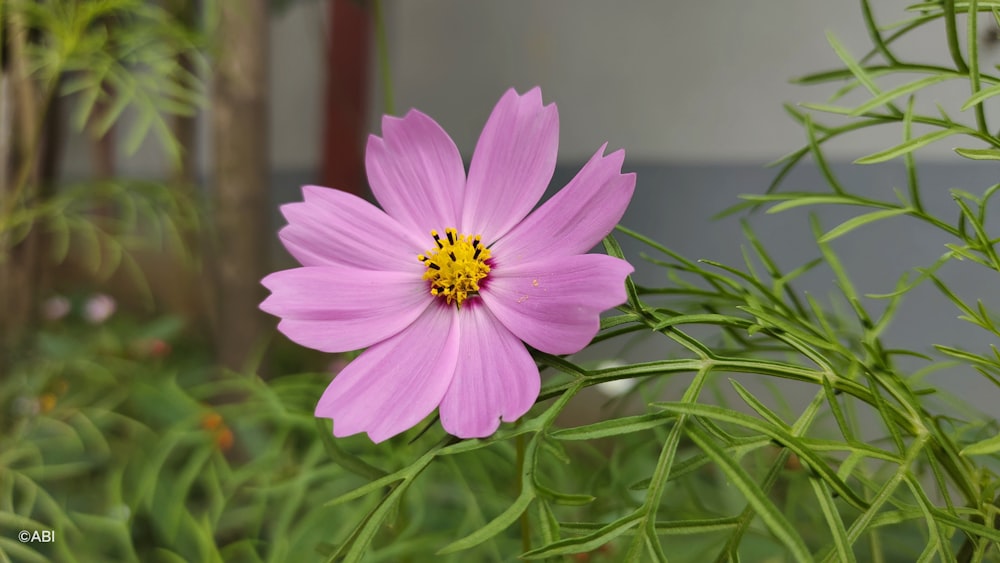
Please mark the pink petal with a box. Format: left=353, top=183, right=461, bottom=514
left=462, top=87, right=558, bottom=243
left=490, top=145, right=635, bottom=265
left=261, top=266, right=431, bottom=353
left=279, top=185, right=424, bottom=270
left=439, top=304, right=540, bottom=438
left=366, top=110, right=465, bottom=236
left=315, top=304, right=460, bottom=443
left=481, top=254, right=633, bottom=355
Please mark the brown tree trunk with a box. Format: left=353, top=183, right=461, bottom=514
left=90, top=101, right=115, bottom=182
left=210, top=0, right=270, bottom=372
left=321, top=0, right=371, bottom=197
left=169, top=0, right=199, bottom=189
left=167, top=0, right=213, bottom=339
left=1, top=8, right=42, bottom=364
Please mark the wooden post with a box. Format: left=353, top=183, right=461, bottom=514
left=211, top=0, right=270, bottom=372
left=321, top=0, right=372, bottom=197
left=1, top=7, right=42, bottom=360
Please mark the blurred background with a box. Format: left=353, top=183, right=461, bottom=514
left=56, top=1, right=1000, bottom=172
left=3, top=1, right=1000, bottom=560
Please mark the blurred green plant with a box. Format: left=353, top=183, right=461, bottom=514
left=1, top=0, right=205, bottom=354
left=0, top=308, right=576, bottom=562
left=5, top=0, right=205, bottom=168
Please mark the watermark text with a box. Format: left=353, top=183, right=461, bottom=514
left=18, top=530, right=55, bottom=543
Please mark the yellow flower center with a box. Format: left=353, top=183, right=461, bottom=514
left=418, top=228, right=492, bottom=307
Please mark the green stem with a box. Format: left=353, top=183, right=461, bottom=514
left=718, top=390, right=828, bottom=562
left=515, top=432, right=531, bottom=553
left=373, top=0, right=394, bottom=115
left=966, top=0, right=989, bottom=132
left=944, top=0, right=970, bottom=73
left=623, top=364, right=713, bottom=560
left=902, top=97, right=924, bottom=213
left=860, top=0, right=899, bottom=65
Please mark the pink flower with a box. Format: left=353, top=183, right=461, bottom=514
left=83, top=293, right=116, bottom=324
left=261, top=88, right=635, bottom=442
left=41, top=295, right=71, bottom=321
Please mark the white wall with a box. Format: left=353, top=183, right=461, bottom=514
left=62, top=1, right=1000, bottom=177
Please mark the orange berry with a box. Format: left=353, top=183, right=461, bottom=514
left=201, top=412, right=223, bottom=431
left=215, top=428, right=234, bottom=451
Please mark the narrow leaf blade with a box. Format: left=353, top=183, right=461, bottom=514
left=819, top=208, right=910, bottom=242
left=855, top=129, right=961, bottom=164
left=960, top=434, right=1000, bottom=456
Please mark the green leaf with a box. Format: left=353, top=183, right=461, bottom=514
left=961, top=81, right=1000, bottom=110
left=730, top=380, right=788, bottom=429
left=0, top=538, right=51, bottom=563
left=960, top=433, right=1000, bottom=456
left=323, top=472, right=403, bottom=507
left=905, top=0, right=1000, bottom=10
left=859, top=0, right=898, bottom=65
left=826, top=32, right=882, bottom=97
left=810, top=479, right=857, bottom=563
left=930, top=508, right=1000, bottom=543
left=652, top=402, right=870, bottom=511
left=534, top=480, right=595, bottom=506
left=763, top=195, right=858, bottom=213
left=819, top=208, right=911, bottom=242
left=603, top=233, right=643, bottom=312
left=738, top=193, right=893, bottom=215
left=804, top=113, right=848, bottom=194
left=325, top=446, right=439, bottom=563
left=122, top=102, right=155, bottom=155
left=549, top=413, right=676, bottom=441
left=437, top=487, right=535, bottom=554
left=686, top=426, right=813, bottom=563
left=799, top=102, right=855, bottom=116
left=653, top=517, right=741, bottom=535
left=812, top=216, right=874, bottom=330
left=535, top=501, right=560, bottom=545
left=521, top=512, right=641, bottom=559
left=316, top=419, right=387, bottom=481
left=651, top=313, right=753, bottom=331
left=855, top=129, right=962, bottom=164
left=851, top=74, right=958, bottom=115
left=954, top=147, right=1000, bottom=160
left=902, top=96, right=923, bottom=212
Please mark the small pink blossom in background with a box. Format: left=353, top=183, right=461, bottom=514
left=83, top=293, right=116, bottom=324
left=261, top=87, right=636, bottom=443
left=41, top=295, right=71, bottom=321
left=131, top=338, right=172, bottom=359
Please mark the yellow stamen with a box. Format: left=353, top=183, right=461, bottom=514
left=418, top=227, right=491, bottom=306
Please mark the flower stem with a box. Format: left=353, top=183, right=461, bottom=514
left=515, top=432, right=531, bottom=553
left=373, top=0, right=394, bottom=115
left=943, top=0, right=969, bottom=73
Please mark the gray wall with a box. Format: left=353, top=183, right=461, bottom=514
left=63, top=1, right=1000, bottom=177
